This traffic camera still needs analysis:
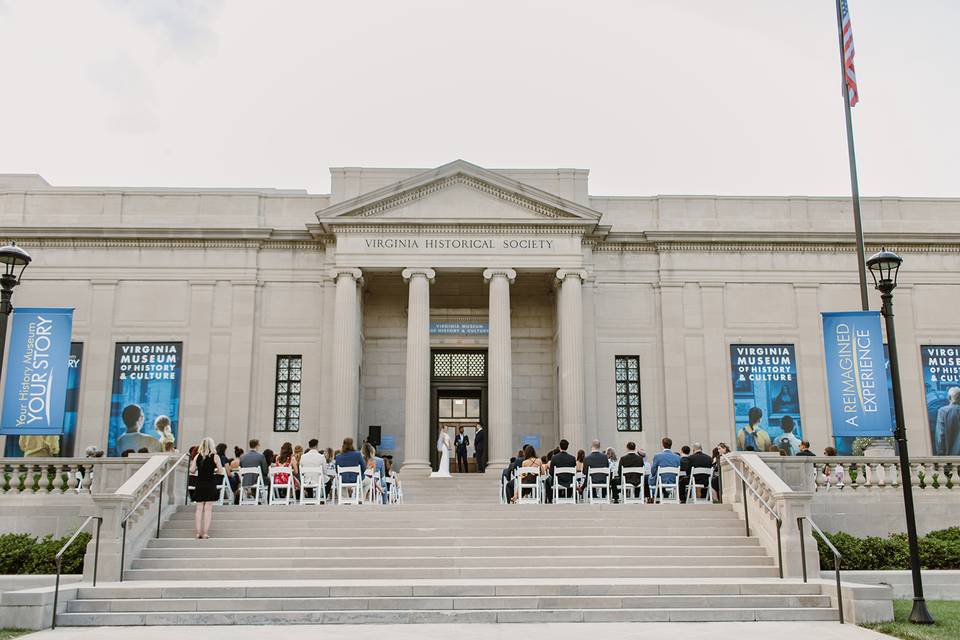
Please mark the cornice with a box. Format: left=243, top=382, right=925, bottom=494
left=7, top=227, right=326, bottom=251
left=327, top=222, right=592, bottom=235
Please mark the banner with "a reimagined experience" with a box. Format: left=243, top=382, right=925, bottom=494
left=822, top=311, right=893, bottom=438
left=0, top=308, right=74, bottom=437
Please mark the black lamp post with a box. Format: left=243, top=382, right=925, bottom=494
left=0, top=241, right=33, bottom=384
left=865, top=248, right=933, bottom=625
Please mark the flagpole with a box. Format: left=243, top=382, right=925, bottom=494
left=834, top=0, right=870, bottom=312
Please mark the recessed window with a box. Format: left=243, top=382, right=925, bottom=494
left=274, top=355, right=302, bottom=432
left=615, top=355, right=641, bottom=432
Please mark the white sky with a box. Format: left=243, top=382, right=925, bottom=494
left=0, top=0, right=957, bottom=197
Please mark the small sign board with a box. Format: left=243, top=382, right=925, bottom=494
left=430, top=321, right=488, bottom=335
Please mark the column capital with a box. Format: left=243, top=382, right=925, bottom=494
left=402, top=267, right=436, bottom=284
left=555, top=269, right=589, bottom=283
left=330, top=267, right=363, bottom=284
left=482, top=268, right=516, bottom=284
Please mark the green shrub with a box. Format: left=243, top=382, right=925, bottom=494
left=0, top=532, right=90, bottom=575
left=818, top=527, right=960, bottom=571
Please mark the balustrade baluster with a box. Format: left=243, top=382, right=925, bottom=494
left=66, top=464, right=79, bottom=493
left=38, top=464, right=50, bottom=493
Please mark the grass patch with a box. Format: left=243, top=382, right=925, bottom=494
left=0, top=630, right=32, bottom=640
left=864, top=600, right=960, bottom=640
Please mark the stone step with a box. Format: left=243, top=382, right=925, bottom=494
left=76, top=580, right=825, bottom=599
left=139, top=544, right=769, bottom=559
left=129, top=554, right=774, bottom=570
left=147, top=534, right=761, bottom=548
left=158, top=525, right=748, bottom=538
left=120, top=566, right=782, bottom=580
left=54, top=606, right=839, bottom=625
left=186, top=503, right=735, bottom=513
left=67, top=593, right=831, bottom=613
left=166, top=512, right=740, bottom=523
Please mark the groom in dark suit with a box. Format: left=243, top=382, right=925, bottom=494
left=473, top=424, right=487, bottom=472
left=455, top=426, right=470, bottom=473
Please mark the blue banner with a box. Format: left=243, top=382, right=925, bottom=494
left=921, top=345, right=960, bottom=455
left=822, top=311, right=893, bottom=438
left=4, top=341, right=83, bottom=457
left=0, top=308, right=74, bottom=438
left=730, top=344, right=803, bottom=453
left=107, top=342, right=182, bottom=456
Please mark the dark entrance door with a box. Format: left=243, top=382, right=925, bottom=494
left=429, top=350, right=488, bottom=473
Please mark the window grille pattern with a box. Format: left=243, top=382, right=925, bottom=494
left=615, top=355, right=641, bottom=431
left=274, top=355, right=302, bottom=432
left=432, top=351, right=486, bottom=378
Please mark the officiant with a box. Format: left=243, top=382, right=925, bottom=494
left=455, top=425, right=470, bottom=473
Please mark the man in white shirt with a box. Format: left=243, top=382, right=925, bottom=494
left=299, top=439, right=326, bottom=501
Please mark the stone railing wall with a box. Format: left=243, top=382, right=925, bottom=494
left=0, top=456, right=152, bottom=496
left=0, top=456, right=152, bottom=537
left=763, top=455, right=960, bottom=536
left=720, top=452, right=818, bottom=579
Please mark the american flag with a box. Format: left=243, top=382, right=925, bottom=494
left=841, top=0, right=859, bottom=106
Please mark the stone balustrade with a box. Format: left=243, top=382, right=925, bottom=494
left=0, top=457, right=151, bottom=497
left=762, top=455, right=960, bottom=493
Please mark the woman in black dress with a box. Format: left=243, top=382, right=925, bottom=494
left=190, top=437, right=225, bottom=539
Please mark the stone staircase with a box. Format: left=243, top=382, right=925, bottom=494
left=55, top=473, right=839, bottom=625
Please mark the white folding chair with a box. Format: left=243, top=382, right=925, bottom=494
left=586, top=466, right=611, bottom=504
left=499, top=474, right=510, bottom=504
left=299, top=466, right=326, bottom=505
left=516, top=466, right=541, bottom=504
left=619, top=467, right=646, bottom=504
left=686, top=467, right=713, bottom=504
left=238, top=467, right=266, bottom=505
left=362, top=470, right=382, bottom=504
left=655, top=466, right=681, bottom=504
left=552, top=467, right=578, bottom=504
left=268, top=466, right=295, bottom=505
left=337, top=465, right=363, bottom=505
left=216, top=473, right=234, bottom=506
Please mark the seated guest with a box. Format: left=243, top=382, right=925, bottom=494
left=273, top=442, right=299, bottom=493
left=233, top=445, right=244, bottom=460
left=512, top=445, right=543, bottom=502
left=678, top=445, right=691, bottom=503
left=710, top=442, right=730, bottom=501
left=300, top=439, right=325, bottom=500
left=606, top=447, right=620, bottom=502
left=502, top=457, right=518, bottom=503
left=335, top=437, right=365, bottom=497
left=549, top=439, right=577, bottom=500
left=582, top=440, right=610, bottom=499
left=618, top=441, right=645, bottom=498
left=238, top=439, right=268, bottom=502
left=362, top=442, right=387, bottom=503
left=797, top=440, right=815, bottom=456
left=650, top=438, right=681, bottom=500
left=685, top=443, right=713, bottom=502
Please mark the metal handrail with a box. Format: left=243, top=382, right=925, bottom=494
left=798, top=515, right=844, bottom=624
left=51, top=515, right=102, bottom=630
left=118, top=454, right=188, bottom=582
left=720, top=454, right=783, bottom=578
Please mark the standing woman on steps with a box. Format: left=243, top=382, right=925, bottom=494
left=190, top=437, right=225, bottom=539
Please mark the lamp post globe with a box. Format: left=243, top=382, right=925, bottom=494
left=865, top=248, right=934, bottom=625
left=0, top=240, right=33, bottom=386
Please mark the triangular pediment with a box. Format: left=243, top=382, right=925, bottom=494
left=316, top=160, right=602, bottom=224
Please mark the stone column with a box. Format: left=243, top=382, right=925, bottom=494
left=400, top=267, right=436, bottom=475
left=483, top=268, right=516, bottom=471
left=556, top=269, right=588, bottom=448
left=330, top=268, right=363, bottom=442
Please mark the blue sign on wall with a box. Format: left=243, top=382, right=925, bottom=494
left=921, top=345, right=960, bottom=455
left=108, top=342, right=182, bottom=456
left=521, top=435, right=541, bottom=450
left=0, top=308, right=74, bottom=437
left=822, top=311, right=893, bottom=438
left=380, top=434, right=396, bottom=450
left=430, top=321, right=488, bottom=335
left=730, top=344, right=802, bottom=453
left=4, top=341, right=83, bottom=458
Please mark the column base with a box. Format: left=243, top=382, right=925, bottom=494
left=399, top=461, right=433, bottom=478
left=484, top=461, right=508, bottom=472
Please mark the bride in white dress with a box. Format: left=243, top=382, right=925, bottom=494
left=430, top=425, right=453, bottom=478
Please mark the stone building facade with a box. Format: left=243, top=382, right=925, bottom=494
left=1, top=160, right=959, bottom=471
